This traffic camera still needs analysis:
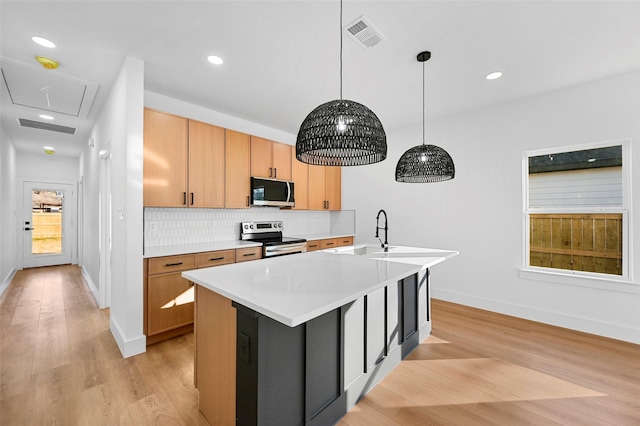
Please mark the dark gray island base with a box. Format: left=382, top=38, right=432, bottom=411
left=233, top=271, right=428, bottom=426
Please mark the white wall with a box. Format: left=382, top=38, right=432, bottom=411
left=79, top=56, right=145, bottom=358
left=145, top=91, right=296, bottom=145
left=343, top=70, right=640, bottom=344
left=0, top=126, right=17, bottom=298
left=16, top=151, right=79, bottom=181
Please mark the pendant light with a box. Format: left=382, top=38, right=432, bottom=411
left=296, top=0, right=387, bottom=166
left=395, top=51, right=455, bottom=182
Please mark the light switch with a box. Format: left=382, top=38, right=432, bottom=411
left=118, top=206, right=124, bottom=220
left=149, top=221, right=157, bottom=231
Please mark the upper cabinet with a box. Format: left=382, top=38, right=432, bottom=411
left=144, top=109, right=189, bottom=207
left=143, top=109, right=225, bottom=208
left=250, top=136, right=292, bottom=181
left=291, top=146, right=308, bottom=210
left=225, top=129, right=251, bottom=209
left=308, top=165, right=341, bottom=211
left=189, top=120, right=225, bottom=208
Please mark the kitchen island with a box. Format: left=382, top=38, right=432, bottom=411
left=183, top=245, right=458, bottom=425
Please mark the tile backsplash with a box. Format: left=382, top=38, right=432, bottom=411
left=144, top=208, right=354, bottom=248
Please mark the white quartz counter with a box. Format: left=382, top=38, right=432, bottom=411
left=183, top=245, right=457, bottom=327
left=143, top=240, right=261, bottom=258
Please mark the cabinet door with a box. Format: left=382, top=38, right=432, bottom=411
left=271, top=141, right=292, bottom=180
left=225, top=130, right=251, bottom=208
left=147, top=272, right=194, bottom=335
left=325, top=166, right=341, bottom=210
left=250, top=136, right=273, bottom=178
left=308, top=165, right=326, bottom=210
left=291, top=146, right=308, bottom=210
left=189, top=120, right=225, bottom=208
left=143, top=109, right=188, bottom=207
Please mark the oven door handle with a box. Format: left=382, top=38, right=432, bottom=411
left=265, top=243, right=307, bottom=256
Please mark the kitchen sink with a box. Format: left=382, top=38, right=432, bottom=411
left=323, top=244, right=459, bottom=268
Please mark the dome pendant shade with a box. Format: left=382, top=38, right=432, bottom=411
left=395, top=50, right=455, bottom=183
left=395, top=144, right=455, bottom=182
left=296, top=99, right=387, bottom=166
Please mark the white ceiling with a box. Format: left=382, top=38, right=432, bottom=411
left=2, top=1, right=640, bottom=157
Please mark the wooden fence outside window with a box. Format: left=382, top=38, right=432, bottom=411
left=529, top=213, right=622, bottom=276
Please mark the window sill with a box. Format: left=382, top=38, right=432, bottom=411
left=518, top=267, right=639, bottom=294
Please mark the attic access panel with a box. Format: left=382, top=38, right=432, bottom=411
left=1, top=61, right=98, bottom=117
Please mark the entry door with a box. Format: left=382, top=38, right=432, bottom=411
left=23, top=182, right=73, bottom=268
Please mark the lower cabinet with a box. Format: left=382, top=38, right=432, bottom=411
left=144, top=248, right=253, bottom=345
left=307, top=236, right=354, bottom=252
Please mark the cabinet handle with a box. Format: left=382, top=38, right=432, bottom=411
left=326, top=242, right=334, bottom=246
left=183, top=192, right=187, bottom=205
left=243, top=253, right=256, bottom=257
left=246, top=196, right=250, bottom=206
left=326, top=200, right=329, bottom=209
left=274, top=168, right=277, bottom=178
left=165, top=262, right=184, bottom=267
left=209, top=257, right=224, bottom=261
left=269, top=167, right=273, bottom=178
left=191, top=193, right=194, bottom=205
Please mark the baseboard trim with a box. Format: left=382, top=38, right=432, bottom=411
left=431, top=288, right=640, bottom=345
left=81, top=265, right=100, bottom=307
left=110, top=316, right=146, bottom=358
left=0, top=267, right=18, bottom=299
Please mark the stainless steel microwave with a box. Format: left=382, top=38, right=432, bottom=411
left=250, top=177, right=295, bottom=207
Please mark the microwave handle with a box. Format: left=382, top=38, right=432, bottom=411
left=286, top=181, right=291, bottom=202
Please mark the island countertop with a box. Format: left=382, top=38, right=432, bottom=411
left=183, top=245, right=458, bottom=327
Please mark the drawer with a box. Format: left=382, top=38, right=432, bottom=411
left=195, top=250, right=235, bottom=268
left=337, top=236, right=354, bottom=247
left=236, top=247, right=262, bottom=262
left=306, top=241, right=321, bottom=252
left=320, top=238, right=338, bottom=249
left=148, top=254, right=196, bottom=275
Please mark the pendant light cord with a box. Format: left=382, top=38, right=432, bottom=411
left=422, top=60, right=425, bottom=145
left=339, top=0, right=343, bottom=100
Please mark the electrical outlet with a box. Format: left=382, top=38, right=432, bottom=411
left=210, top=220, right=215, bottom=228
left=149, top=221, right=158, bottom=231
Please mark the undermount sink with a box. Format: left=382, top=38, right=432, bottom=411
left=323, top=244, right=459, bottom=268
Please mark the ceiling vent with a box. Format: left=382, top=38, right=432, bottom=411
left=344, top=15, right=385, bottom=48
left=18, top=118, right=76, bottom=135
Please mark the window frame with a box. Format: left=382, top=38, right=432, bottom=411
left=522, top=138, right=633, bottom=284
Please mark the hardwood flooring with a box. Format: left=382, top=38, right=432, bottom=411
left=1, top=265, right=639, bottom=425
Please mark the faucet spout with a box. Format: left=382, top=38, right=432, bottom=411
left=375, top=209, right=389, bottom=251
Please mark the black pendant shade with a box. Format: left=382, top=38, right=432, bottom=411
left=395, top=51, right=455, bottom=183
left=395, top=144, right=455, bottom=182
left=296, top=99, right=387, bottom=166
left=296, top=0, right=387, bottom=167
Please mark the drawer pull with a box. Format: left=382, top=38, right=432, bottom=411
left=326, top=242, right=334, bottom=246
left=243, top=253, right=256, bottom=257
left=165, top=262, right=184, bottom=267
left=209, top=257, right=225, bottom=261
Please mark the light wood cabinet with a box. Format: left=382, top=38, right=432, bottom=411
left=146, top=254, right=196, bottom=341
left=225, top=129, right=251, bottom=208
left=308, top=165, right=342, bottom=210
left=250, top=136, right=292, bottom=180
left=291, top=146, right=309, bottom=210
left=195, top=250, right=235, bottom=268
left=188, top=120, right=225, bottom=208
left=143, top=109, right=188, bottom=207
left=143, top=110, right=225, bottom=208
left=235, top=247, right=263, bottom=263
left=307, top=236, right=353, bottom=252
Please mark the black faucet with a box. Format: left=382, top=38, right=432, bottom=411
left=375, top=209, right=389, bottom=252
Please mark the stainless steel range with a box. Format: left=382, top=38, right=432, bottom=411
left=240, top=221, right=307, bottom=257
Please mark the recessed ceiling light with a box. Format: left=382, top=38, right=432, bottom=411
left=486, top=71, right=503, bottom=80
left=32, top=36, right=56, bottom=48
left=207, top=55, right=224, bottom=65
left=39, top=114, right=54, bottom=120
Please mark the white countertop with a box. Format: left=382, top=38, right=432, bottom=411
left=143, top=233, right=355, bottom=258
left=183, top=245, right=458, bottom=327
left=143, top=240, right=261, bottom=258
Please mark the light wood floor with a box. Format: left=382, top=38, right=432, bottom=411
left=2, top=265, right=639, bottom=425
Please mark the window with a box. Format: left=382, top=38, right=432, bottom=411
left=523, top=140, right=631, bottom=279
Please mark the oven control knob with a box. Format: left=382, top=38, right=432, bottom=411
left=277, top=223, right=282, bottom=228
left=250, top=224, right=254, bottom=229
left=243, top=224, right=248, bottom=229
